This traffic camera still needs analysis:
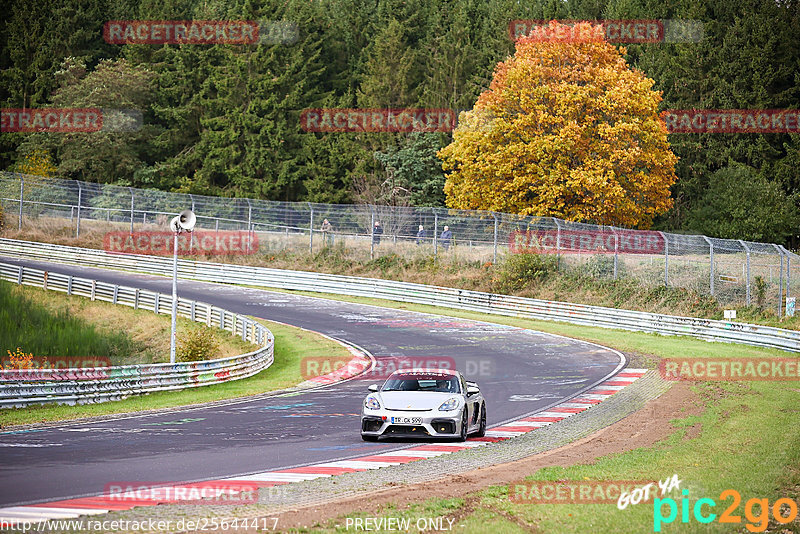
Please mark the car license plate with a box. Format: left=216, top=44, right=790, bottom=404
left=391, top=417, right=422, bottom=424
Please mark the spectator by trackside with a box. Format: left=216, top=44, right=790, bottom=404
left=373, top=221, right=383, bottom=245
left=440, top=225, right=452, bottom=251
left=416, top=225, right=426, bottom=245
left=321, top=218, right=334, bottom=246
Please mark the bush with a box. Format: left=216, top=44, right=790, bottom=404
left=495, top=252, right=559, bottom=293
left=0, top=201, right=4, bottom=232
left=754, top=276, right=767, bottom=309
left=583, top=254, right=626, bottom=279
left=177, top=326, right=221, bottom=362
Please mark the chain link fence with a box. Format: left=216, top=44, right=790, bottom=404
left=1, top=171, right=797, bottom=314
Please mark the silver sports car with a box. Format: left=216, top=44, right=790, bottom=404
left=360, top=368, right=486, bottom=441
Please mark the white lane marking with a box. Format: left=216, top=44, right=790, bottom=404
left=227, top=473, right=331, bottom=482
left=552, top=403, right=591, bottom=409
left=375, top=450, right=451, bottom=458
left=315, top=460, right=396, bottom=469
left=485, top=430, right=524, bottom=437
left=0, top=507, right=85, bottom=519
left=531, top=411, right=575, bottom=418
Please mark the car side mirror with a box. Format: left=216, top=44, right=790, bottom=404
left=368, top=384, right=379, bottom=392
left=467, top=386, right=479, bottom=396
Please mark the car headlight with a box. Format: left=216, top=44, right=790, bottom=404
left=365, top=396, right=380, bottom=410
left=439, top=397, right=460, bottom=411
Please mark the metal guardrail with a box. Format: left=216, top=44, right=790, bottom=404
left=1, top=238, right=798, bottom=356
left=1, top=172, right=797, bottom=311
left=0, top=259, right=274, bottom=408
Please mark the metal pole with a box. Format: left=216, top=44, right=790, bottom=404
left=663, top=234, right=668, bottom=284
left=612, top=228, right=619, bottom=280
left=189, top=195, right=196, bottom=254
left=738, top=240, right=750, bottom=305
left=76, top=181, right=82, bottom=238
left=370, top=209, right=375, bottom=259
left=773, top=244, right=784, bottom=317
left=786, top=251, right=791, bottom=304
left=129, top=188, right=134, bottom=235
left=554, top=218, right=562, bottom=268
left=433, top=209, right=438, bottom=259
left=492, top=213, right=498, bottom=264
left=308, top=203, right=314, bottom=253
left=247, top=199, right=253, bottom=254
left=702, top=236, right=714, bottom=296
left=783, top=246, right=791, bottom=301
left=18, top=174, right=23, bottom=230
left=170, top=230, right=179, bottom=364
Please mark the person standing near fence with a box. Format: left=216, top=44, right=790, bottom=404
left=373, top=221, right=383, bottom=245
left=321, top=218, right=334, bottom=247
left=440, top=225, right=452, bottom=251
left=416, top=225, right=426, bottom=245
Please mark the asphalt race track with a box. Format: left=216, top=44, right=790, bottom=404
left=0, top=257, right=624, bottom=507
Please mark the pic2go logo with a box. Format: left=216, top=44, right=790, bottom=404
left=654, top=489, right=799, bottom=532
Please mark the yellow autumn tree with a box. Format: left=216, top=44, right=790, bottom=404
left=439, top=21, right=678, bottom=228
left=13, top=148, right=57, bottom=178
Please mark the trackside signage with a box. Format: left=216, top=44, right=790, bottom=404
left=660, top=358, right=800, bottom=381
left=104, top=231, right=258, bottom=256
left=509, top=229, right=664, bottom=255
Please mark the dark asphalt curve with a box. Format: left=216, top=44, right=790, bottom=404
left=0, top=257, right=624, bottom=507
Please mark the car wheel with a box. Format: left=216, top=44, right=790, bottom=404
left=475, top=404, right=486, bottom=437
left=458, top=408, right=468, bottom=442
left=361, top=434, right=378, bottom=442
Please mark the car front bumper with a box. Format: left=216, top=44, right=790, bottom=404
left=361, top=409, right=463, bottom=438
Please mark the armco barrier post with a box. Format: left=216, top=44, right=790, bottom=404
left=739, top=240, right=751, bottom=305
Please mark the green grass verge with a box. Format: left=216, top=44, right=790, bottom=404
left=239, top=288, right=800, bottom=534
left=0, top=319, right=347, bottom=428
left=0, top=279, right=141, bottom=362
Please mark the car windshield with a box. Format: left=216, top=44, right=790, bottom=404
left=381, top=372, right=460, bottom=393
